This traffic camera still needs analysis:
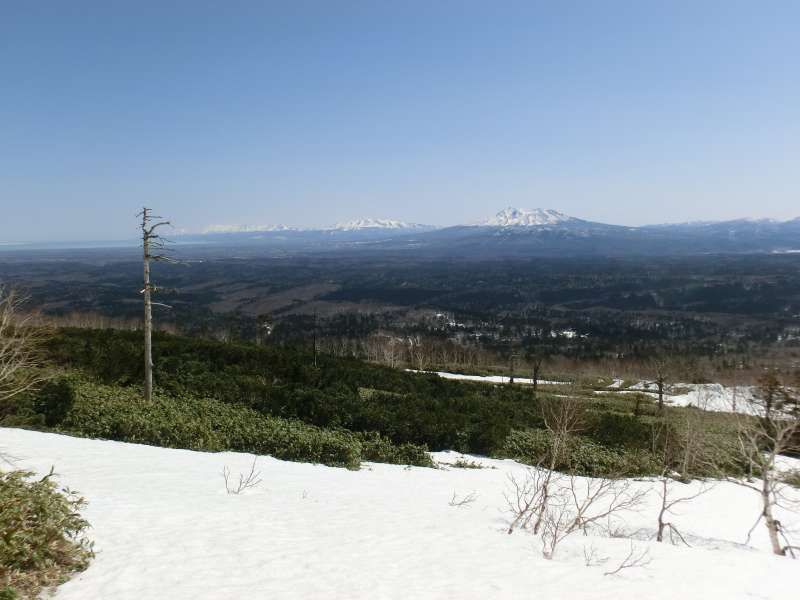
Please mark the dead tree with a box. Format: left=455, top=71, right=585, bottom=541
left=527, top=350, right=546, bottom=393
left=506, top=397, right=585, bottom=536
left=0, top=287, right=46, bottom=403
left=508, top=352, right=519, bottom=385
left=408, top=335, right=433, bottom=372
left=654, top=476, right=710, bottom=546
left=651, top=418, right=712, bottom=545
left=648, top=356, right=673, bottom=412
left=532, top=397, right=585, bottom=534
left=565, top=476, right=648, bottom=536
left=508, top=467, right=647, bottom=559
left=723, top=372, right=800, bottom=557
left=505, top=467, right=562, bottom=534
left=138, top=208, right=175, bottom=403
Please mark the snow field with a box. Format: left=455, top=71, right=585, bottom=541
left=1, top=427, right=798, bottom=600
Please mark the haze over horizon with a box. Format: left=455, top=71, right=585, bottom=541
left=2, top=2, right=799, bottom=242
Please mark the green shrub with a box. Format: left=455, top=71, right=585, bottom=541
left=355, top=432, right=433, bottom=467
left=586, top=412, right=654, bottom=449
left=41, top=329, right=542, bottom=456
left=499, top=428, right=660, bottom=477
left=31, top=377, right=433, bottom=469
left=33, top=378, right=76, bottom=427
left=48, top=378, right=362, bottom=469
left=0, top=469, right=93, bottom=599
left=35, top=329, right=738, bottom=473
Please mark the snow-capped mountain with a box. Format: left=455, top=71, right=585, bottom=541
left=480, top=207, right=577, bottom=227
left=177, top=208, right=800, bottom=257
left=331, top=218, right=430, bottom=231
left=202, top=224, right=299, bottom=234
left=199, top=219, right=431, bottom=235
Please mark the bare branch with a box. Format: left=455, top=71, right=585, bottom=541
left=0, top=287, right=48, bottom=402
left=583, top=543, right=609, bottom=567
left=449, top=491, right=478, bottom=507
left=604, top=541, right=652, bottom=576
left=222, top=458, right=262, bottom=495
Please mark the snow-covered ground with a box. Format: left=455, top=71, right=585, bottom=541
left=623, top=382, right=760, bottom=414
left=414, top=369, right=761, bottom=415
left=411, top=370, right=751, bottom=405
left=2, top=428, right=799, bottom=599
left=408, top=370, right=569, bottom=386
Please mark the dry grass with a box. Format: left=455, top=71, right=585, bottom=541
left=0, top=469, right=94, bottom=599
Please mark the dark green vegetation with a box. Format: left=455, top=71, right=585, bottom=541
left=2, top=252, right=799, bottom=374
left=33, top=378, right=366, bottom=469
left=0, top=469, right=93, bottom=599
left=2, top=329, right=749, bottom=478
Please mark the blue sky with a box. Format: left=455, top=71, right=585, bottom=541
left=1, top=1, right=798, bottom=241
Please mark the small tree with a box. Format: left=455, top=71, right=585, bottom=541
left=407, top=335, right=434, bottom=372
left=648, top=355, right=673, bottom=412
left=651, top=419, right=712, bottom=545
left=529, top=352, right=546, bottom=393
left=0, top=287, right=46, bottom=403
left=506, top=397, right=585, bottom=535
left=508, top=352, right=519, bottom=385
left=723, top=372, right=800, bottom=556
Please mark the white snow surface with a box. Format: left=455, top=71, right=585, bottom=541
left=331, top=218, right=429, bottom=231
left=626, top=382, right=760, bottom=414
left=482, top=207, right=575, bottom=227
left=2, top=428, right=799, bottom=600
left=412, top=371, right=770, bottom=417
left=407, top=369, right=569, bottom=386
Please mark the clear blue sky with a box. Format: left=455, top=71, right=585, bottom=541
left=2, top=1, right=798, bottom=241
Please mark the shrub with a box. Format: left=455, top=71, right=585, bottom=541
left=33, top=378, right=76, bottom=427
left=450, top=458, right=489, bottom=469
left=355, top=432, right=433, bottom=467
left=48, top=378, right=362, bottom=469
left=0, top=469, right=93, bottom=599
left=41, top=329, right=542, bottom=455
left=499, top=428, right=660, bottom=477
left=32, top=377, right=433, bottom=469
left=585, top=412, right=654, bottom=449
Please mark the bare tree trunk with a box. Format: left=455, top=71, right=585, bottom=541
left=762, top=468, right=785, bottom=556
left=532, top=468, right=552, bottom=535
left=142, top=228, right=153, bottom=403
left=656, top=478, right=667, bottom=542
left=722, top=372, right=799, bottom=557
left=138, top=207, right=174, bottom=403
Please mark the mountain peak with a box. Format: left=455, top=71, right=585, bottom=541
left=331, top=218, right=428, bottom=231
left=201, top=224, right=298, bottom=234
left=483, top=207, right=575, bottom=227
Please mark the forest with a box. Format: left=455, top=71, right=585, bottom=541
left=1, top=250, right=799, bottom=381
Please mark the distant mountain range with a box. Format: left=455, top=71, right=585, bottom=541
left=8, top=208, right=791, bottom=257
left=200, top=217, right=433, bottom=235
left=179, top=207, right=799, bottom=257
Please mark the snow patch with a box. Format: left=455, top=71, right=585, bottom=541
left=1, top=428, right=798, bottom=600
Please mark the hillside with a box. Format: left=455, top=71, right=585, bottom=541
left=2, top=427, right=798, bottom=600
